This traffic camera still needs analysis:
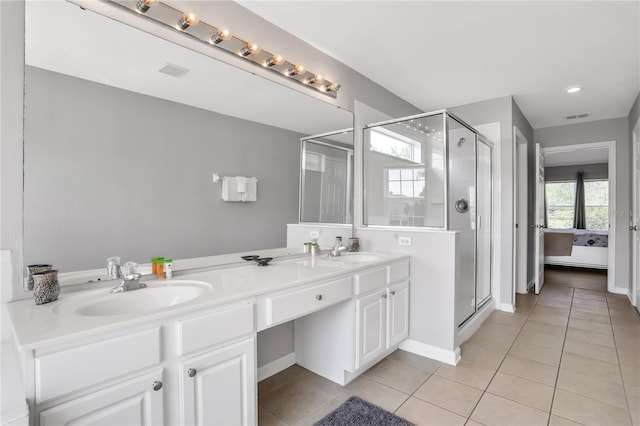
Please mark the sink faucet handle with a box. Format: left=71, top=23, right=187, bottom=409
left=122, top=261, right=139, bottom=276
left=334, top=236, right=343, bottom=247
left=107, top=256, right=122, bottom=279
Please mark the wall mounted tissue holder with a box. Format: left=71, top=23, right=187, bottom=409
left=213, top=174, right=258, bottom=202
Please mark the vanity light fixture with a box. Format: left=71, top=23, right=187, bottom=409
left=306, top=73, right=323, bottom=84
left=265, top=54, right=285, bottom=67
left=210, top=29, right=231, bottom=45
left=240, top=43, right=260, bottom=57
left=177, top=12, right=199, bottom=31
left=288, top=64, right=305, bottom=76
left=110, top=0, right=341, bottom=98
left=136, top=0, right=158, bottom=13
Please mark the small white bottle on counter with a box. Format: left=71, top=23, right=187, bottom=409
left=164, top=259, right=173, bottom=279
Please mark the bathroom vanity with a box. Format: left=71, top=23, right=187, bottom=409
left=7, top=251, right=409, bottom=426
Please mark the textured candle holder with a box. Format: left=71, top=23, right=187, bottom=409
left=33, top=270, right=59, bottom=305
left=25, top=264, right=53, bottom=291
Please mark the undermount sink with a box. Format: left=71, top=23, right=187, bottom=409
left=54, top=280, right=212, bottom=317
left=328, top=252, right=384, bottom=263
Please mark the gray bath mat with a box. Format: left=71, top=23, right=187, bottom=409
left=314, top=396, right=413, bottom=426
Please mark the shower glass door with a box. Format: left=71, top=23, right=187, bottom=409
left=476, top=138, right=492, bottom=306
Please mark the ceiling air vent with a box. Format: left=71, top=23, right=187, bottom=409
left=565, top=113, right=590, bottom=120
left=158, top=63, right=190, bottom=78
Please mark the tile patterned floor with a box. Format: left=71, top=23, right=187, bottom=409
left=258, top=269, right=640, bottom=425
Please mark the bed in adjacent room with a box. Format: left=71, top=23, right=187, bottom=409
left=544, top=229, right=608, bottom=269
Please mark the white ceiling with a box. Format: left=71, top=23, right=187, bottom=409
left=25, top=1, right=352, bottom=137
left=238, top=1, right=640, bottom=129
left=545, top=146, right=609, bottom=167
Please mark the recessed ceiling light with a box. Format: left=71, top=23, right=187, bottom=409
left=565, top=86, right=583, bottom=94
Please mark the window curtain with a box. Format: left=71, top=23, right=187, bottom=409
left=573, top=172, right=586, bottom=229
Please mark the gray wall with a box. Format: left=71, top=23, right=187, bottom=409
left=24, top=66, right=301, bottom=272
left=545, top=163, right=608, bottom=182
left=535, top=117, right=631, bottom=292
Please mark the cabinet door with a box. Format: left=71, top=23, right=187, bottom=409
left=386, top=281, right=409, bottom=348
left=39, top=370, right=164, bottom=426
left=180, top=337, right=256, bottom=426
left=355, top=290, right=386, bottom=369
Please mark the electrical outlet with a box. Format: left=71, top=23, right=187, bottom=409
left=309, top=231, right=319, bottom=239
left=398, top=236, right=412, bottom=246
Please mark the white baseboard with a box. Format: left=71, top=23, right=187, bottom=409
left=610, top=286, right=628, bottom=295
left=399, top=339, right=461, bottom=366
left=500, top=303, right=515, bottom=313
left=257, top=352, right=296, bottom=382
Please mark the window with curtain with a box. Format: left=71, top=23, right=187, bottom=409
left=584, top=179, right=609, bottom=230
left=546, top=181, right=576, bottom=229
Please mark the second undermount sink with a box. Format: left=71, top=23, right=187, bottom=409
left=328, top=252, right=384, bottom=263
left=54, top=280, right=212, bottom=317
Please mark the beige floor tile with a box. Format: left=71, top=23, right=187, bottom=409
left=565, top=327, right=616, bottom=348
left=556, top=368, right=628, bottom=409
left=259, top=379, right=333, bottom=425
left=258, top=406, right=287, bottom=426
left=572, top=298, right=609, bottom=310
left=465, top=330, right=515, bottom=354
left=621, top=364, right=640, bottom=387
left=292, top=370, right=344, bottom=398
left=363, top=358, right=430, bottom=394
left=460, top=343, right=506, bottom=370
left=532, top=304, right=570, bottom=317
left=574, top=289, right=606, bottom=300
left=615, top=333, right=640, bottom=354
left=413, top=375, right=483, bottom=417
left=516, top=329, right=565, bottom=350
left=499, top=353, right=558, bottom=386
left=548, top=414, right=584, bottom=426
left=485, top=310, right=529, bottom=325
left=295, top=398, right=342, bottom=426
left=388, top=349, right=442, bottom=373
left=619, top=349, right=640, bottom=369
left=334, top=376, right=409, bottom=413
left=563, top=337, right=618, bottom=364
left=552, top=389, right=632, bottom=426
left=523, top=320, right=567, bottom=338
left=560, top=352, right=623, bottom=384
left=568, top=318, right=613, bottom=335
left=571, top=304, right=610, bottom=317
left=258, top=364, right=306, bottom=396
left=509, top=340, right=563, bottom=366
left=529, top=311, right=570, bottom=327
left=435, top=360, right=496, bottom=390
left=478, top=322, right=522, bottom=340
left=470, top=393, right=548, bottom=426
left=569, top=309, right=611, bottom=325
left=395, top=397, right=467, bottom=426
left=486, top=372, right=554, bottom=412
left=464, top=420, right=485, bottom=426
left=626, top=384, right=640, bottom=426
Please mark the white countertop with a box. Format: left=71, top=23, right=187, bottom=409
left=7, top=251, right=409, bottom=352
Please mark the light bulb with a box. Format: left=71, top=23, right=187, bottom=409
left=177, top=12, right=199, bottom=30
left=326, top=83, right=341, bottom=92
left=240, top=43, right=260, bottom=56
left=265, top=54, right=285, bottom=67
left=306, top=73, right=323, bottom=84
left=210, top=29, right=231, bottom=44
left=136, top=0, right=158, bottom=13
left=288, top=64, right=304, bottom=76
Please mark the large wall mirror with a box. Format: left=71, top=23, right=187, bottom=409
left=300, top=129, right=353, bottom=224
left=23, top=1, right=353, bottom=279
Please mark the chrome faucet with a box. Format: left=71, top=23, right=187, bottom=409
left=110, top=273, right=147, bottom=293
left=328, top=236, right=348, bottom=257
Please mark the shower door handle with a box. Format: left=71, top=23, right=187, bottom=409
left=454, top=199, right=469, bottom=214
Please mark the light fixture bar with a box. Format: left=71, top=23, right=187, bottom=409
left=114, top=0, right=340, bottom=98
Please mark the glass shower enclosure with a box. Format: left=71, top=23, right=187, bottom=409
left=363, top=111, right=493, bottom=327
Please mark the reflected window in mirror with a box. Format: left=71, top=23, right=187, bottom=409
left=300, top=130, right=354, bottom=224
left=364, top=114, right=445, bottom=228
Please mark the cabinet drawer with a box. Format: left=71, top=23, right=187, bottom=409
left=36, top=328, right=161, bottom=402
left=265, top=277, right=352, bottom=326
left=353, top=267, right=386, bottom=295
left=388, top=260, right=410, bottom=283
left=178, top=302, right=254, bottom=356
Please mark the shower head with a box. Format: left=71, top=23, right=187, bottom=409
left=457, top=137, right=466, bottom=147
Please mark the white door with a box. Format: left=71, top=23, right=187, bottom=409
left=39, top=370, right=164, bottom=426
left=633, top=122, right=640, bottom=309
left=534, top=143, right=546, bottom=294
left=386, top=281, right=409, bottom=348
left=355, top=290, right=386, bottom=369
left=180, top=338, right=256, bottom=426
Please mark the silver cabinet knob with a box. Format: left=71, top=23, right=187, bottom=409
left=315, top=294, right=323, bottom=301
left=152, top=381, right=163, bottom=391
left=631, top=225, right=639, bottom=231
left=187, top=368, right=197, bottom=378
left=382, top=293, right=387, bottom=299
left=390, top=291, right=396, bottom=296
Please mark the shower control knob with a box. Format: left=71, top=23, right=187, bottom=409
left=152, top=381, right=163, bottom=391
left=187, top=368, right=197, bottom=377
